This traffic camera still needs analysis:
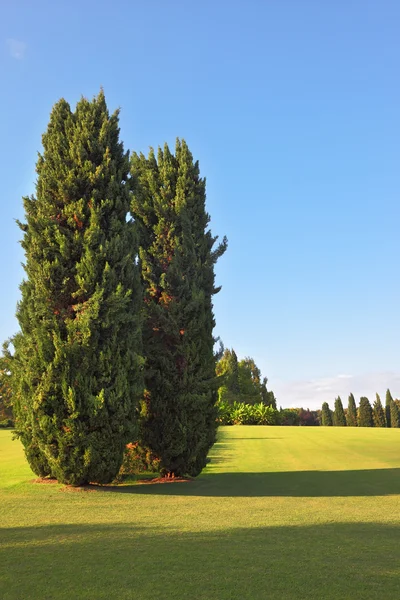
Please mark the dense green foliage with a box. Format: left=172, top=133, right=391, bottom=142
left=217, top=401, right=280, bottom=425
left=373, top=394, right=386, bottom=428
left=333, top=396, right=346, bottom=426
left=217, top=349, right=276, bottom=408
left=217, top=403, right=320, bottom=426
left=10, top=92, right=143, bottom=485
left=358, top=397, right=373, bottom=427
left=321, top=402, right=333, bottom=426
left=346, top=393, right=358, bottom=427
left=131, top=140, right=226, bottom=477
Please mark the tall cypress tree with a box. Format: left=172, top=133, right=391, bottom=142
left=358, top=397, right=373, bottom=427
left=386, top=389, right=394, bottom=428
left=346, top=393, right=358, bottom=427
left=131, top=139, right=227, bottom=477
left=10, top=92, right=143, bottom=485
left=321, top=402, right=333, bottom=426
left=372, top=393, right=386, bottom=427
left=333, top=396, right=346, bottom=426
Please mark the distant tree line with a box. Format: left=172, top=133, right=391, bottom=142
left=320, top=390, right=400, bottom=427
left=217, top=403, right=321, bottom=426
left=215, top=353, right=324, bottom=426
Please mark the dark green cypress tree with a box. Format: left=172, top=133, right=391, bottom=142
left=333, top=396, right=346, bottom=426
left=386, top=389, right=394, bottom=428
left=389, top=397, right=400, bottom=428
left=346, top=393, right=358, bottom=427
left=10, top=92, right=143, bottom=485
left=227, top=350, right=240, bottom=395
left=358, top=397, right=373, bottom=427
left=321, top=402, right=333, bottom=426
left=372, top=393, right=386, bottom=427
left=131, top=139, right=227, bottom=477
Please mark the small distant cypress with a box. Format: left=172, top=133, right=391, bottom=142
left=321, top=402, right=333, bottom=426
left=372, top=393, right=386, bottom=428
left=385, top=389, right=392, bottom=428
left=389, top=397, right=400, bottom=428
left=385, top=389, right=397, bottom=427
left=358, top=397, right=373, bottom=427
left=346, top=393, right=358, bottom=427
left=333, top=396, right=346, bottom=426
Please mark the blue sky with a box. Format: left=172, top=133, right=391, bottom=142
left=1, top=1, right=399, bottom=409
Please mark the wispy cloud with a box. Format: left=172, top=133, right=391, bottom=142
left=273, top=371, right=400, bottom=410
left=6, top=38, right=27, bottom=60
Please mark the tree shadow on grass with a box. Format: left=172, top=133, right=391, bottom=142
left=1, top=522, right=399, bottom=599
left=94, top=468, right=400, bottom=497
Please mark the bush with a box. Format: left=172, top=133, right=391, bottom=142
left=0, top=419, right=14, bottom=428
left=217, top=401, right=280, bottom=426
left=217, top=401, right=234, bottom=425
left=280, top=408, right=300, bottom=426
left=253, top=403, right=280, bottom=425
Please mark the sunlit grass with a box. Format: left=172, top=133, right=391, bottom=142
left=2, top=426, right=400, bottom=599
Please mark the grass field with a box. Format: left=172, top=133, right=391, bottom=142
left=2, top=426, right=400, bottom=599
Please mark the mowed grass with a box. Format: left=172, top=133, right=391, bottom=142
left=2, top=427, right=400, bottom=599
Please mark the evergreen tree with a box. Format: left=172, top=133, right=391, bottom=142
left=131, top=139, right=227, bottom=477
left=321, top=402, right=333, bottom=426
left=372, top=393, right=386, bottom=428
left=0, top=353, right=13, bottom=422
left=10, top=92, right=143, bottom=485
left=390, top=397, right=400, bottom=428
left=333, top=396, right=346, bottom=426
left=358, top=397, right=373, bottom=427
left=346, top=393, right=358, bottom=426
left=261, top=377, right=277, bottom=409
left=386, top=389, right=393, bottom=428
left=216, top=348, right=240, bottom=399
left=238, top=357, right=262, bottom=404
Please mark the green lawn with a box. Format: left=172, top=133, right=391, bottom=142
left=2, top=426, right=400, bottom=599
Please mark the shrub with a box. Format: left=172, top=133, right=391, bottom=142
left=253, top=403, right=280, bottom=425
left=217, top=401, right=280, bottom=425
left=280, top=408, right=300, bottom=426
left=216, top=401, right=234, bottom=425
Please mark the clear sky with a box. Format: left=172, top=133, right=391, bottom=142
left=1, top=1, right=399, bottom=409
